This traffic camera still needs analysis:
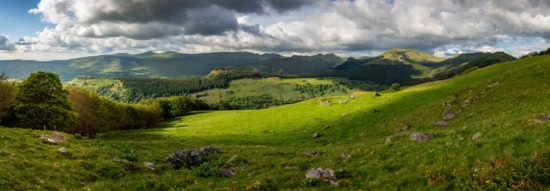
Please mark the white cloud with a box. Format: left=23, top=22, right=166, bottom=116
left=9, top=0, right=550, bottom=60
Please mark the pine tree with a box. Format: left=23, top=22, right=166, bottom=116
left=12, top=72, right=76, bottom=131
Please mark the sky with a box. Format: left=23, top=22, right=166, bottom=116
left=1, top=0, right=550, bottom=60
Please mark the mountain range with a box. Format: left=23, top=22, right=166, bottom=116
left=0, top=49, right=515, bottom=84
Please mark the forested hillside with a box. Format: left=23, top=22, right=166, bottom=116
left=330, top=49, right=516, bottom=85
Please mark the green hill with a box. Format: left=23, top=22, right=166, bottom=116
left=250, top=54, right=345, bottom=75
left=331, top=49, right=516, bottom=85
left=1, top=55, right=548, bottom=190
left=0, top=52, right=282, bottom=81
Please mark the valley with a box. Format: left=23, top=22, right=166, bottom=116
left=1, top=54, right=549, bottom=190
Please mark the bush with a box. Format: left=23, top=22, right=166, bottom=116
left=0, top=73, right=16, bottom=124
left=429, top=149, right=550, bottom=190
left=390, top=83, right=401, bottom=91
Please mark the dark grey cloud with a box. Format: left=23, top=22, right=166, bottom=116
left=31, top=0, right=316, bottom=38
left=0, top=35, right=15, bottom=51
left=23, top=0, right=550, bottom=58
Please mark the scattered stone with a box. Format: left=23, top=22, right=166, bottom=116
left=340, top=153, right=352, bottom=160
left=384, top=132, right=410, bottom=145
left=487, top=81, right=500, bottom=88
left=461, top=98, right=472, bottom=108
left=349, top=94, right=359, bottom=99
left=442, top=112, right=456, bottom=120
left=409, top=132, right=433, bottom=142
left=535, top=114, right=550, bottom=122
left=58, top=147, right=69, bottom=156
left=385, top=137, right=393, bottom=145
left=167, top=147, right=220, bottom=170
left=471, top=132, right=482, bottom=141
left=219, top=167, right=236, bottom=177
left=144, top=162, right=155, bottom=171
left=434, top=120, right=448, bottom=127
left=305, top=168, right=339, bottom=187
left=284, top=166, right=298, bottom=170
left=338, top=99, right=348, bottom=104
left=39, top=132, right=67, bottom=144
left=312, top=132, right=320, bottom=138
left=304, top=150, right=324, bottom=157
left=319, top=100, right=332, bottom=106
left=400, top=125, right=410, bottom=131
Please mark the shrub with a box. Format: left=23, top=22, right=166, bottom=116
left=0, top=73, right=16, bottom=124
left=390, top=83, right=401, bottom=91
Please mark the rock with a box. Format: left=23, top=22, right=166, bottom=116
left=471, top=132, right=482, bottom=141
left=385, top=132, right=410, bottom=145
left=434, top=120, right=448, bottom=127
left=304, top=150, right=323, bottom=157
left=219, top=167, right=236, bottom=177
left=409, top=132, right=433, bottom=142
left=461, top=98, right=472, bottom=108
left=340, top=153, right=352, bottom=160
left=385, top=136, right=393, bottom=145
left=374, top=92, right=381, bottom=97
left=167, top=147, right=220, bottom=170
left=373, top=109, right=380, bottom=113
left=535, top=114, right=550, bottom=122
left=144, top=162, right=155, bottom=171
left=39, top=132, right=67, bottom=144
left=487, top=81, right=500, bottom=88
left=312, top=132, right=320, bottom=138
left=442, top=112, right=456, bottom=120
left=319, top=100, right=332, bottom=106
left=58, top=147, right=69, bottom=156
left=305, top=168, right=339, bottom=187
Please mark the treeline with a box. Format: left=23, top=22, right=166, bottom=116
left=117, top=68, right=270, bottom=102
left=295, top=83, right=348, bottom=97
left=0, top=72, right=206, bottom=138
left=520, top=48, right=550, bottom=58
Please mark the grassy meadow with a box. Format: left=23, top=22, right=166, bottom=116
left=1, top=55, right=550, bottom=190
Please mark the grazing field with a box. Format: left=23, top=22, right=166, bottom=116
left=1, top=55, right=550, bottom=190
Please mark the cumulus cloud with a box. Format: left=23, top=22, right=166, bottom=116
left=0, top=35, right=15, bottom=51
left=17, top=0, right=550, bottom=58
left=28, top=0, right=314, bottom=38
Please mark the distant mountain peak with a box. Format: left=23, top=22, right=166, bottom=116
left=382, top=48, right=445, bottom=63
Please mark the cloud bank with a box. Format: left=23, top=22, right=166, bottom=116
left=0, top=35, right=15, bottom=51
left=12, top=0, right=550, bottom=58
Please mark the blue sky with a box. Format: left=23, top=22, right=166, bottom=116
left=0, top=0, right=549, bottom=60
left=0, top=0, right=47, bottom=41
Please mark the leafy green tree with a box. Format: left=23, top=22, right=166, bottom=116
left=12, top=72, right=76, bottom=131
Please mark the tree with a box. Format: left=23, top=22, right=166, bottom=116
left=67, top=87, right=100, bottom=138
left=12, top=72, right=76, bottom=131
left=0, top=73, right=16, bottom=123
left=390, top=83, right=401, bottom=91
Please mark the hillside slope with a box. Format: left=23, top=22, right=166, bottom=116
left=0, top=52, right=281, bottom=81
left=1, top=55, right=549, bottom=190
left=331, top=50, right=516, bottom=85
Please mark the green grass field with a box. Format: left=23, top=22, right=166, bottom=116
left=1, top=55, right=550, bottom=190
left=192, top=77, right=350, bottom=105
